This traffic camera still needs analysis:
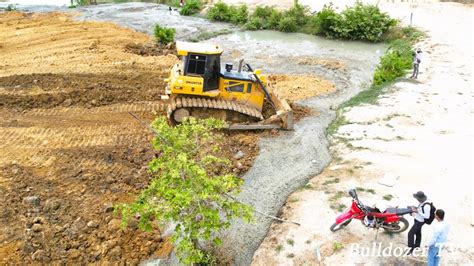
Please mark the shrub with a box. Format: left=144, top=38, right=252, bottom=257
left=268, top=9, right=283, bottom=29
left=207, top=1, right=232, bottom=22
left=338, top=3, right=397, bottom=42
left=253, top=5, right=274, bottom=19
left=230, top=5, right=249, bottom=25
left=308, top=4, right=340, bottom=36
left=153, top=24, right=176, bottom=44
left=245, top=5, right=282, bottom=30
left=372, top=40, right=412, bottom=86
left=284, top=1, right=310, bottom=26
left=278, top=17, right=298, bottom=32
left=207, top=2, right=248, bottom=24
left=310, top=3, right=396, bottom=42
left=245, top=17, right=264, bottom=30
left=179, top=0, right=202, bottom=16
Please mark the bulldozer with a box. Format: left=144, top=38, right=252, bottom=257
left=164, top=41, right=293, bottom=130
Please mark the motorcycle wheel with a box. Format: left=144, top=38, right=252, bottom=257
left=383, top=217, right=409, bottom=233
left=330, top=219, right=352, bottom=232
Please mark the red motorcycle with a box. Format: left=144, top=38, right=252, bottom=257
left=330, top=189, right=413, bottom=233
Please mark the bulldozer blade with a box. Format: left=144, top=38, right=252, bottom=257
left=269, top=90, right=293, bottom=130
left=227, top=124, right=281, bottom=130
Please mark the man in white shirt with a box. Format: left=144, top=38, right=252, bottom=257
left=410, top=48, right=423, bottom=79
left=427, top=209, right=450, bottom=266
left=407, top=191, right=431, bottom=254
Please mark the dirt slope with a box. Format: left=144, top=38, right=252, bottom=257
left=0, top=11, right=335, bottom=264
left=0, top=11, right=181, bottom=264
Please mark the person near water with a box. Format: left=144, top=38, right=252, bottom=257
left=407, top=191, right=431, bottom=255
left=410, top=48, right=423, bottom=79
left=427, top=209, right=450, bottom=266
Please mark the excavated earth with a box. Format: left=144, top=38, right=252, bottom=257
left=0, top=11, right=330, bottom=264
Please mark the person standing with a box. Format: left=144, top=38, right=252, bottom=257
left=427, top=209, right=450, bottom=266
left=410, top=48, right=423, bottom=79
left=407, top=191, right=431, bottom=254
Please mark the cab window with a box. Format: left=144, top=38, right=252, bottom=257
left=187, top=54, right=206, bottom=75
left=226, top=81, right=244, bottom=92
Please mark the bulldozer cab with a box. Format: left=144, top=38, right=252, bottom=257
left=177, top=42, right=222, bottom=92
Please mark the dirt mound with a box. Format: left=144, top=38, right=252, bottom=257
left=296, top=57, right=346, bottom=70
left=124, top=43, right=176, bottom=57
left=269, top=74, right=336, bottom=102
left=0, top=11, right=178, bottom=111
left=0, top=73, right=167, bottom=110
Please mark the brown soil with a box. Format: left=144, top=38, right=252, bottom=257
left=269, top=74, right=336, bottom=102
left=296, top=57, right=346, bottom=70
left=0, top=12, right=336, bottom=265
left=0, top=12, right=258, bottom=265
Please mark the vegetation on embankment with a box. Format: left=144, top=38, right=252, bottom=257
left=326, top=26, right=425, bottom=136
left=206, top=1, right=397, bottom=42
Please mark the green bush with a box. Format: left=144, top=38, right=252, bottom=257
left=372, top=39, right=412, bottom=86
left=278, top=17, right=298, bottom=32
left=284, top=1, right=310, bottom=26
left=207, top=1, right=232, bottom=21
left=338, top=3, right=397, bottom=42
left=253, top=5, right=274, bottom=19
left=230, top=5, right=249, bottom=25
left=207, top=2, right=248, bottom=24
left=245, top=6, right=282, bottom=30
left=153, top=24, right=176, bottom=45
left=268, top=9, right=283, bottom=29
left=245, top=17, right=264, bottom=30
left=310, top=3, right=396, bottom=42
left=180, top=0, right=202, bottom=16
left=308, top=4, right=340, bottom=36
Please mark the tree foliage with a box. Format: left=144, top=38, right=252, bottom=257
left=309, top=3, right=397, bottom=42
left=116, top=117, right=253, bottom=264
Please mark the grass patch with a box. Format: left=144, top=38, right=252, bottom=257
left=322, top=178, right=340, bottom=186
left=337, top=203, right=346, bottom=212
left=356, top=187, right=375, bottom=194
left=275, top=244, right=284, bottom=253
left=326, top=110, right=348, bottom=136
left=383, top=194, right=394, bottom=201
left=288, top=197, right=299, bottom=203
left=287, top=239, right=295, bottom=246
left=333, top=241, right=344, bottom=252
left=286, top=253, right=295, bottom=258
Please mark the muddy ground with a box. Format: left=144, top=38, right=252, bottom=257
left=0, top=11, right=330, bottom=264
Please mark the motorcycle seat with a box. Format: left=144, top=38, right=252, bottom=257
left=385, top=207, right=412, bottom=215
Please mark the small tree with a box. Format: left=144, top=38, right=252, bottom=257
left=117, top=117, right=253, bottom=264
left=154, top=24, right=176, bottom=45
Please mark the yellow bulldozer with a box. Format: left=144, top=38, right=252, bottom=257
left=164, top=41, right=293, bottom=130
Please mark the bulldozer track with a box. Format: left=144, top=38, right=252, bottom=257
left=167, top=97, right=263, bottom=124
